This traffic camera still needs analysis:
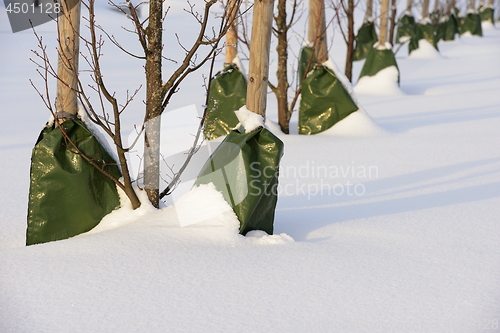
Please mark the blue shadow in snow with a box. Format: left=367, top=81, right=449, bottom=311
left=275, top=157, right=500, bottom=241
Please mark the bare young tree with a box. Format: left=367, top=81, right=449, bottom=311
left=237, top=0, right=305, bottom=134
left=31, top=0, right=241, bottom=209
left=269, top=0, right=302, bottom=134
left=331, top=0, right=362, bottom=81
left=388, top=0, right=399, bottom=45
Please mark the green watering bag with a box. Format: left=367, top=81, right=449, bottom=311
left=438, top=14, right=459, bottom=41
left=27, top=119, right=121, bottom=245
left=299, top=66, right=358, bottom=135
left=479, top=7, right=494, bottom=24
left=396, top=14, right=416, bottom=44
left=358, top=47, right=399, bottom=84
left=419, top=23, right=439, bottom=50
left=460, top=13, right=483, bottom=36
left=298, top=46, right=315, bottom=85
left=353, top=21, right=378, bottom=61
left=204, top=64, right=247, bottom=140
left=195, top=126, right=284, bottom=235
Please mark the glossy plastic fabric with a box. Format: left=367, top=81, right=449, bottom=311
left=408, top=23, right=424, bottom=54
left=418, top=23, right=439, bottom=50
left=27, top=119, right=121, bottom=245
left=438, top=14, right=459, bottom=41
left=204, top=65, right=247, bottom=140
left=479, top=7, right=494, bottom=24
left=460, top=13, right=482, bottom=36
left=195, top=126, right=284, bottom=235
left=299, top=66, right=358, bottom=135
left=396, top=14, right=416, bottom=43
left=298, top=46, right=315, bottom=85
left=358, top=47, right=399, bottom=84
left=353, top=22, right=378, bottom=61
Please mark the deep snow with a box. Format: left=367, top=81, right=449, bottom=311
left=1, top=2, right=500, bottom=332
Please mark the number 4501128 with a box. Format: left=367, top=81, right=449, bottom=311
left=5, top=2, right=60, bottom=14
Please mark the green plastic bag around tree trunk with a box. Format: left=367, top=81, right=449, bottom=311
left=298, top=46, right=315, bottom=85
left=27, top=119, right=121, bottom=246
left=436, top=20, right=446, bottom=42
left=194, top=126, right=284, bottom=235
left=299, top=66, right=358, bottom=135
left=418, top=22, right=439, bottom=50
left=479, top=7, right=494, bottom=24
left=396, top=14, right=416, bottom=44
left=408, top=23, right=424, bottom=54
left=439, top=14, right=460, bottom=41
left=460, top=12, right=483, bottom=36
left=204, top=64, right=247, bottom=140
left=353, top=21, right=378, bottom=61
left=358, top=47, right=400, bottom=84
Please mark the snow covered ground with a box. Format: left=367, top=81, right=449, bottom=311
left=1, top=2, right=500, bottom=332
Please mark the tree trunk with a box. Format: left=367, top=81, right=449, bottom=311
left=379, top=0, right=390, bottom=45
left=275, top=0, right=290, bottom=133
left=365, top=0, right=374, bottom=22
left=308, top=0, right=328, bottom=63
left=345, top=0, right=355, bottom=81
left=446, top=0, right=453, bottom=14
left=225, top=0, right=238, bottom=64
left=422, top=0, right=430, bottom=18
left=144, top=0, right=163, bottom=208
left=389, top=0, right=398, bottom=45
left=407, top=0, right=412, bottom=12
left=470, top=0, right=476, bottom=10
left=246, top=0, right=275, bottom=117
left=56, top=0, right=81, bottom=118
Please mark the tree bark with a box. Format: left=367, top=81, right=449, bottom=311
left=365, top=0, right=374, bottom=22
left=246, top=0, right=275, bottom=117
left=422, top=0, right=430, bottom=18
left=407, top=0, right=412, bottom=12
left=308, top=0, right=328, bottom=63
left=144, top=0, right=163, bottom=208
left=389, top=0, right=398, bottom=45
left=56, top=0, right=81, bottom=117
left=275, top=0, right=290, bottom=133
left=379, top=0, right=390, bottom=45
left=225, top=0, right=238, bottom=64
left=345, top=0, right=355, bottom=81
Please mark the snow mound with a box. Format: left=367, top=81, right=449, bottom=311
left=319, top=108, right=387, bottom=137
left=482, top=21, right=495, bottom=29
left=235, top=105, right=265, bottom=133
left=354, top=66, right=404, bottom=96
left=319, top=57, right=386, bottom=136
left=174, top=183, right=236, bottom=228
left=86, top=187, right=156, bottom=234
left=408, top=39, right=442, bottom=59
left=265, top=119, right=283, bottom=133
left=246, top=230, right=295, bottom=245
left=87, top=183, right=240, bottom=237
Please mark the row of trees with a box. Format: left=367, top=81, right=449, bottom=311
left=32, top=0, right=495, bottom=209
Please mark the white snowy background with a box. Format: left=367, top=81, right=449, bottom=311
left=1, top=1, right=499, bottom=332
